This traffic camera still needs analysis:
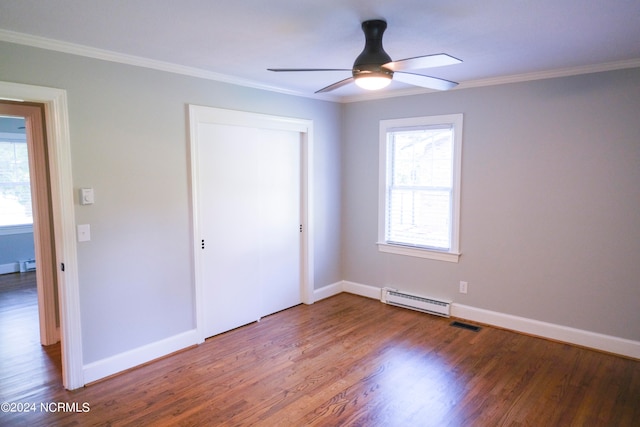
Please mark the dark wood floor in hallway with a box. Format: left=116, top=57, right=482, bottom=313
left=0, top=271, right=62, bottom=413
left=0, top=271, right=638, bottom=426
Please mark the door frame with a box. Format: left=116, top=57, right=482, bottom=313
left=0, top=101, right=59, bottom=346
left=0, top=81, right=83, bottom=390
left=188, top=105, right=315, bottom=343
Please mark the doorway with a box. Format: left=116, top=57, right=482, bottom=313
left=0, top=81, right=82, bottom=390
left=0, top=101, right=59, bottom=346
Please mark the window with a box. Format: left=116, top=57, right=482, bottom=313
left=378, top=114, right=463, bottom=262
left=0, top=118, right=33, bottom=235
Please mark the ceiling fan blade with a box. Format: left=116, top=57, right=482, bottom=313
left=393, top=71, right=458, bottom=91
left=315, top=77, right=355, bottom=93
left=268, top=68, right=351, bottom=72
left=384, top=53, right=462, bottom=72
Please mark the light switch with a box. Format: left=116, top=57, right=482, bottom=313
left=80, top=188, right=95, bottom=205
left=77, top=224, right=91, bottom=242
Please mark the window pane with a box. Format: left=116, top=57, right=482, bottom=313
left=391, top=128, right=453, bottom=188
left=0, top=140, right=33, bottom=226
left=386, top=126, right=454, bottom=250
left=387, top=189, right=451, bottom=249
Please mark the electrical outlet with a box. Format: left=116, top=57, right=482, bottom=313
left=77, top=224, right=91, bottom=242
left=459, top=281, right=468, bottom=294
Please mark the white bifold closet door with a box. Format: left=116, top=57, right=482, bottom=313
left=197, top=123, right=301, bottom=339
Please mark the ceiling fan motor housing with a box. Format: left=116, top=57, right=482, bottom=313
left=353, top=20, right=394, bottom=78
left=267, top=18, right=460, bottom=92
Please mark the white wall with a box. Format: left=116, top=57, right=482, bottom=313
left=0, top=41, right=342, bottom=364
left=341, top=68, right=640, bottom=342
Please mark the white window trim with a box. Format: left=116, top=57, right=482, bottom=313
left=377, top=114, right=463, bottom=262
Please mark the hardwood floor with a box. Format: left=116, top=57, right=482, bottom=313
left=0, top=272, right=62, bottom=413
left=1, top=272, right=638, bottom=426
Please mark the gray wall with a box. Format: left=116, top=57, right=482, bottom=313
left=2, top=38, right=638, bottom=366
left=341, top=68, right=640, bottom=341
left=0, top=232, right=34, bottom=266
left=0, top=41, right=343, bottom=364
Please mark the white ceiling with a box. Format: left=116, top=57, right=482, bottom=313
left=1, top=0, right=640, bottom=101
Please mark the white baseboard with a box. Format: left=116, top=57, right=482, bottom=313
left=83, top=281, right=639, bottom=385
left=83, top=329, right=199, bottom=384
left=0, top=262, right=19, bottom=275
left=342, top=280, right=383, bottom=300
left=313, top=281, right=343, bottom=301
left=314, top=280, right=640, bottom=359
left=314, top=280, right=383, bottom=301
left=452, top=304, right=640, bottom=359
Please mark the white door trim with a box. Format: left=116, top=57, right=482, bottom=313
left=188, top=105, right=315, bottom=343
left=0, top=81, right=84, bottom=390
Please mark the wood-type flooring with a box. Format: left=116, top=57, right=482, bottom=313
left=1, top=272, right=638, bottom=426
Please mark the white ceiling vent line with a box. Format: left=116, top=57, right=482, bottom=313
left=381, top=287, right=451, bottom=317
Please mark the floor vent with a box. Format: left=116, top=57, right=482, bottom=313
left=450, top=321, right=481, bottom=332
left=381, top=287, right=451, bottom=317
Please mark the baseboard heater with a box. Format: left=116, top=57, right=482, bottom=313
left=381, top=287, right=451, bottom=317
left=19, top=259, right=36, bottom=273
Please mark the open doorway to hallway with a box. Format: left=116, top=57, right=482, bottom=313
left=0, top=102, right=62, bottom=392
left=0, top=272, right=62, bottom=399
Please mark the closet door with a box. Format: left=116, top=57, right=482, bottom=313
left=197, top=122, right=301, bottom=339
left=258, top=128, right=301, bottom=317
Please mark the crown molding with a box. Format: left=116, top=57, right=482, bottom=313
left=0, top=29, right=339, bottom=102
left=340, top=58, right=640, bottom=103
left=2, top=28, right=638, bottom=104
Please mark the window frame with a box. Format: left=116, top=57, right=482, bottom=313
left=0, top=130, right=33, bottom=235
left=377, top=114, right=463, bottom=262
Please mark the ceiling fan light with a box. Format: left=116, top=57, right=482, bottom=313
left=355, top=74, right=392, bottom=90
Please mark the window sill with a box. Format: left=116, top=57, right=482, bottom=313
left=377, top=242, right=460, bottom=263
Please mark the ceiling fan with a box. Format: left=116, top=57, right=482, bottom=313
left=268, top=19, right=462, bottom=93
